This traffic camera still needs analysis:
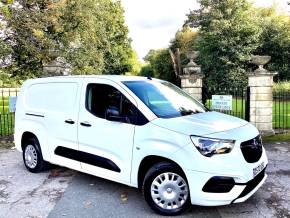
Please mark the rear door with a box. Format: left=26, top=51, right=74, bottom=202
left=77, top=78, right=139, bottom=184
left=41, top=80, right=82, bottom=169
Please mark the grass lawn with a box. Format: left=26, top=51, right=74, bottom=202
left=262, top=133, right=290, bottom=143
left=205, top=98, right=246, bottom=119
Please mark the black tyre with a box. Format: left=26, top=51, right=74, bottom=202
left=22, top=137, right=49, bottom=173
left=142, top=162, right=190, bottom=216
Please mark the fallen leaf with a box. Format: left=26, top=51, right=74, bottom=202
left=49, top=169, right=60, bottom=178
left=121, top=193, right=128, bottom=202
left=84, top=201, right=92, bottom=209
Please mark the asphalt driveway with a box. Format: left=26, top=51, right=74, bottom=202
left=1, top=142, right=290, bottom=218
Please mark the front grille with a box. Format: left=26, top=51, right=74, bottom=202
left=236, top=167, right=266, bottom=199
left=240, top=135, right=263, bottom=163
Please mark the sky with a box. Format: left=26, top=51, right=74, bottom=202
left=122, top=0, right=290, bottom=60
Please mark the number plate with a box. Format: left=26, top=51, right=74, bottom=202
left=253, top=162, right=265, bottom=177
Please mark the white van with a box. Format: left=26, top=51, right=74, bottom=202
left=14, top=75, right=267, bottom=215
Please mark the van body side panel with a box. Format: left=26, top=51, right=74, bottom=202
left=130, top=123, right=191, bottom=187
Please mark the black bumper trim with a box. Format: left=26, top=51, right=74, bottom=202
left=231, top=166, right=267, bottom=204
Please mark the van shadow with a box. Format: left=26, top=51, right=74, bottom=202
left=48, top=168, right=258, bottom=218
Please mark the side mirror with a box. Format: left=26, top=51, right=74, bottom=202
left=105, top=106, right=127, bottom=122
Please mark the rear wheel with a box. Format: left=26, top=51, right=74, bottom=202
left=23, top=137, right=49, bottom=173
left=142, top=162, right=190, bottom=216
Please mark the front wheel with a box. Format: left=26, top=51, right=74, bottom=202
left=142, top=162, right=190, bottom=216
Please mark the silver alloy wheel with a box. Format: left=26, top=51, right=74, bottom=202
left=151, top=172, right=188, bottom=210
left=24, top=145, right=38, bottom=169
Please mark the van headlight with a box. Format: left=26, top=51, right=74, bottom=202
left=190, top=136, right=235, bottom=157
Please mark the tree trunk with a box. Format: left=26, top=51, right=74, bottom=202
left=176, top=48, right=182, bottom=75
left=169, top=49, right=179, bottom=77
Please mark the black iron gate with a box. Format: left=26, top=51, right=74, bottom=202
left=0, top=88, right=19, bottom=137
left=273, top=89, right=290, bottom=130
left=202, top=87, right=250, bottom=121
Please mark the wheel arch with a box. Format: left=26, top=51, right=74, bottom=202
left=137, top=155, right=186, bottom=190
left=21, top=131, right=38, bottom=151
left=15, top=118, right=49, bottom=161
left=21, top=132, right=45, bottom=157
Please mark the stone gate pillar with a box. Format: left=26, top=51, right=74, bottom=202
left=180, top=74, right=203, bottom=101
left=181, top=51, right=203, bottom=101
left=248, top=55, right=277, bottom=134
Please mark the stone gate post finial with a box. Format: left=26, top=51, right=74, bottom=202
left=183, top=50, right=202, bottom=75
left=251, top=55, right=271, bottom=74
left=186, top=51, right=200, bottom=67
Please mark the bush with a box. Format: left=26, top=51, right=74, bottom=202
left=0, top=71, right=23, bottom=87
left=273, top=82, right=290, bottom=91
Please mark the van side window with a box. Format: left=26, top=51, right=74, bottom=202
left=86, top=84, right=119, bottom=119
left=86, top=83, right=148, bottom=125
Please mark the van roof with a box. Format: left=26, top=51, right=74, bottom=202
left=28, top=75, right=156, bottom=83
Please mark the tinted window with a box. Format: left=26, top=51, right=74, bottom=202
left=86, top=83, right=148, bottom=125
left=123, top=80, right=207, bottom=118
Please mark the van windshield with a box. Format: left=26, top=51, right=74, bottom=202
left=123, top=80, right=207, bottom=118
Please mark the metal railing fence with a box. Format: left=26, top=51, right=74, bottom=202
left=0, top=88, right=19, bottom=136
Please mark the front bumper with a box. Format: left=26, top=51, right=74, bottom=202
left=233, top=170, right=267, bottom=204
left=184, top=154, right=268, bottom=206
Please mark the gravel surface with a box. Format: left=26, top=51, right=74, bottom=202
left=0, top=142, right=290, bottom=218
left=0, top=149, right=74, bottom=218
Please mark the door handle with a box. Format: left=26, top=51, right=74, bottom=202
left=65, top=119, right=75, bottom=124
left=80, top=121, right=92, bottom=127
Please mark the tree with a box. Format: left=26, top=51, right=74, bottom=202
left=142, top=49, right=177, bottom=84
left=185, top=0, right=262, bottom=89
left=169, top=26, right=199, bottom=74
left=126, top=50, right=141, bottom=75
left=140, top=27, right=199, bottom=84
left=170, top=26, right=198, bottom=54
left=1, top=0, right=62, bottom=78
left=1, top=0, right=135, bottom=78
left=139, top=64, right=154, bottom=77
left=58, top=0, right=134, bottom=75
left=254, top=6, right=290, bottom=81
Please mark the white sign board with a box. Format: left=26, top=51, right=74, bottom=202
left=212, top=95, right=232, bottom=111
left=9, top=96, right=17, bottom=113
